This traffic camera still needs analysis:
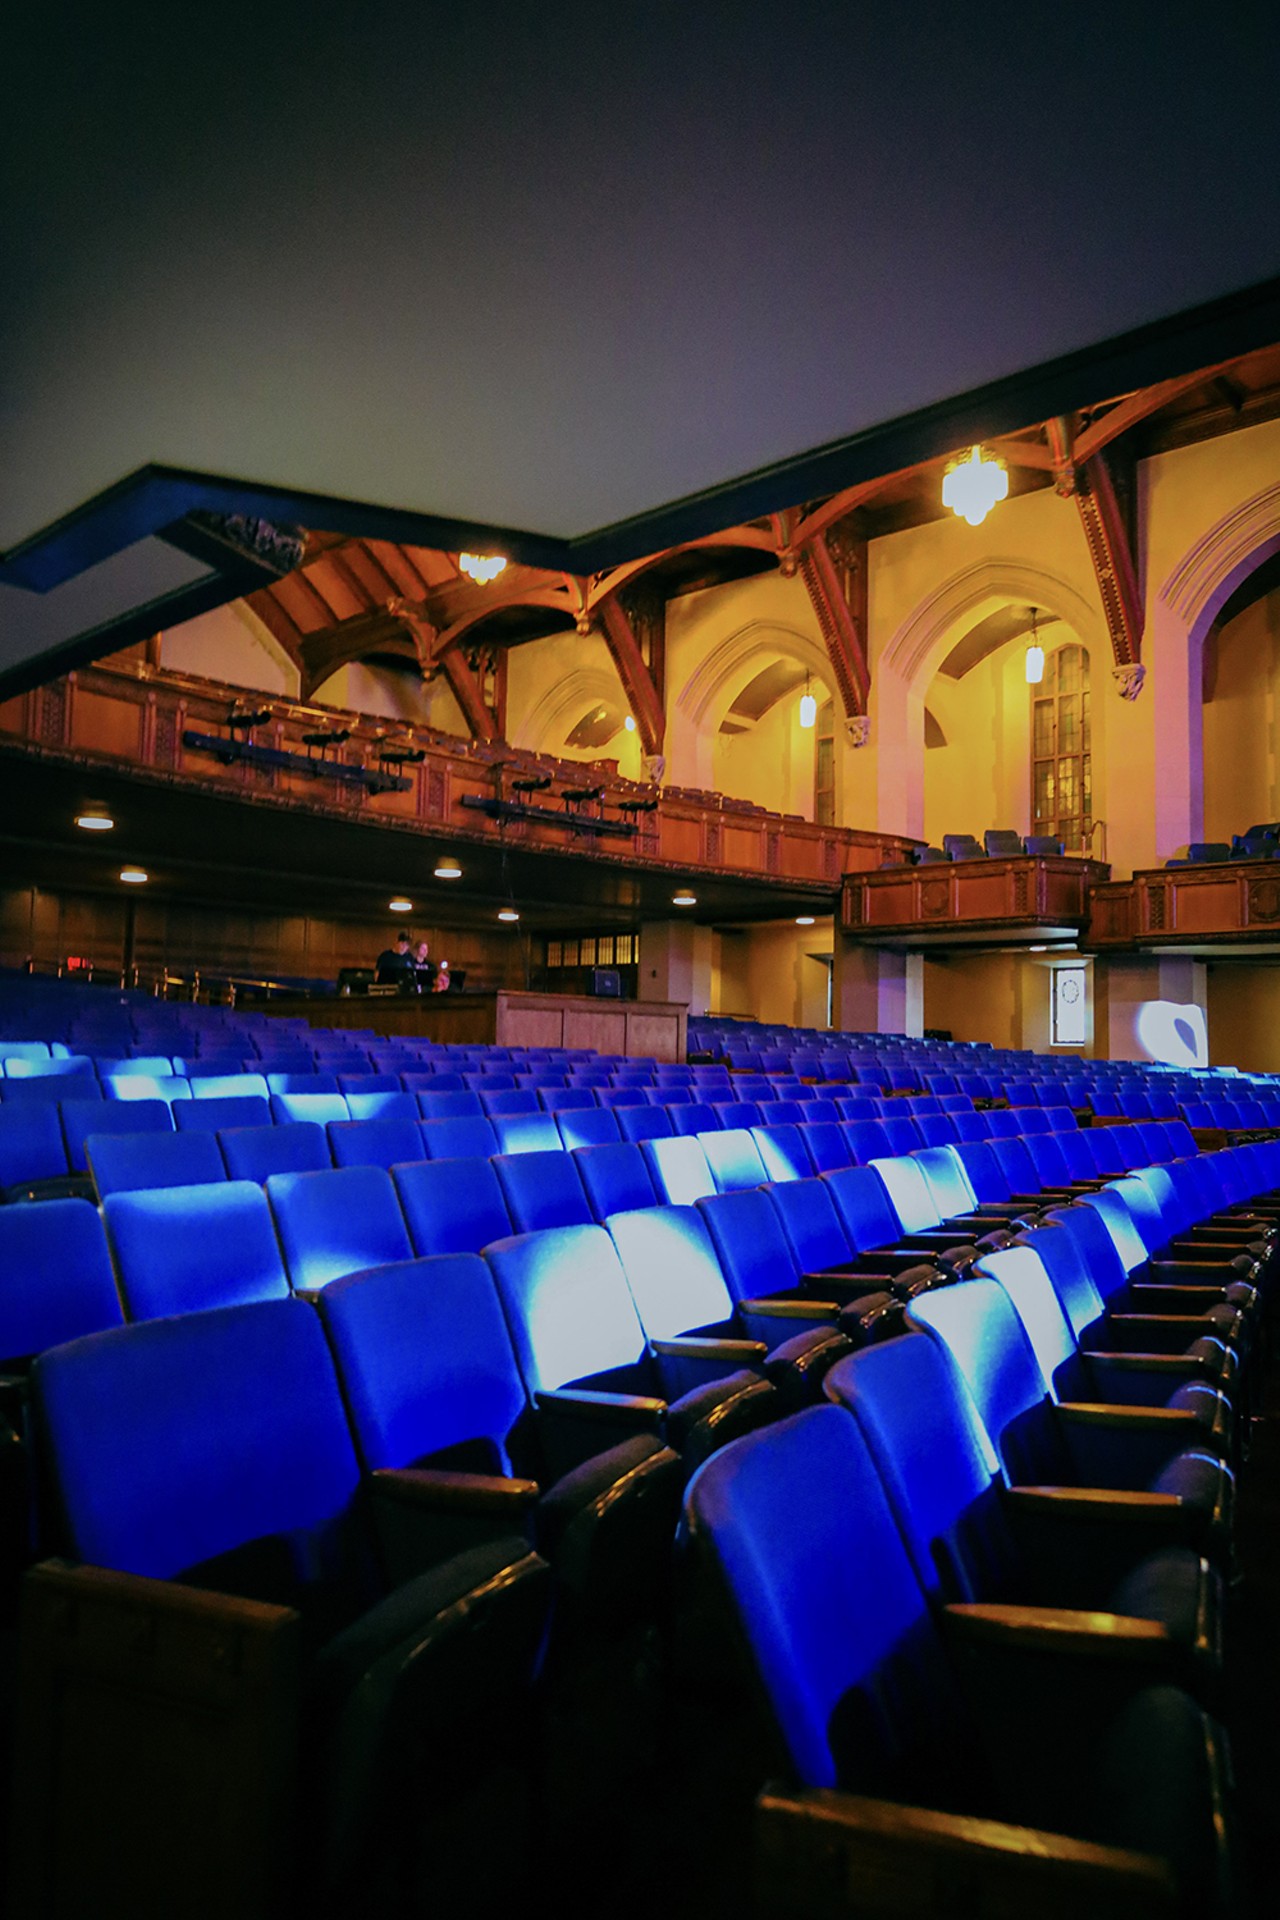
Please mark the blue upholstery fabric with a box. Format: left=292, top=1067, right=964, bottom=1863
left=87, top=1127, right=227, bottom=1197
left=554, top=1105, right=621, bottom=1151
left=419, top=1116, right=499, bottom=1160
left=319, top=1255, right=530, bottom=1475
left=607, top=1205, right=737, bottom=1340
left=494, top=1150, right=592, bottom=1233
left=266, top=1166, right=412, bottom=1291
left=218, top=1122, right=331, bottom=1182
left=749, top=1124, right=810, bottom=1182
left=327, top=1117, right=425, bottom=1171
left=393, top=1157, right=513, bottom=1256
left=823, top=1164, right=913, bottom=1253
left=489, top=1113, right=562, bottom=1157
left=697, top=1128, right=766, bottom=1194
left=0, top=1102, right=71, bottom=1189
left=173, top=1095, right=272, bottom=1132
left=0, top=1198, right=123, bottom=1364
left=486, top=1224, right=652, bottom=1398
left=640, top=1135, right=716, bottom=1205
left=105, top=1181, right=291, bottom=1320
left=270, top=1092, right=351, bottom=1127
left=574, top=1142, right=657, bottom=1221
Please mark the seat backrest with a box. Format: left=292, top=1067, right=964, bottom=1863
left=419, top=1115, right=499, bottom=1160
left=749, top=1124, right=810, bottom=1182
left=480, top=1089, right=540, bottom=1116
left=697, top=1128, right=766, bottom=1194
left=825, top=1335, right=1011, bottom=1604
left=554, top=1104, right=621, bottom=1151
left=87, top=1127, right=227, bottom=1198
left=218, top=1121, right=331, bottom=1182
left=1015, top=1217, right=1109, bottom=1340
left=344, top=1090, right=419, bottom=1122
left=266, top=1165, right=412, bottom=1290
left=972, top=1243, right=1083, bottom=1404
left=393, top=1156, right=513, bottom=1255
left=489, top=1113, right=562, bottom=1156
left=485, top=1224, right=651, bottom=1396
left=33, top=1299, right=363, bottom=1586
left=868, top=1156, right=943, bottom=1235
left=173, top=1094, right=272, bottom=1133
left=905, top=1279, right=1061, bottom=1486
left=607, top=1204, right=734, bottom=1340
left=327, top=1117, right=425, bottom=1171
left=318, top=1255, right=530, bottom=1476
left=822, top=1163, right=906, bottom=1252
left=765, top=1177, right=854, bottom=1274
left=416, top=1089, right=484, bottom=1120
left=640, top=1134, right=716, bottom=1205
left=911, top=1146, right=979, bottom=1221
left=683, top=1405, right=961, bottom=1793
left=796, top=1119, right=851, bottom=1172
left=270, top=1091, right=351, bottom=1127
left=0, top=1101, right=71, bottom=1189
left=670, top=1102, right=721, bottom=1137
left=0, top=1198, right=123, bottom=1364
left=616, top=1104, right=674, bottom=1144
left=493, top=1149, right=592, bottom=1233
left=983, top=829, right=1022, bottom=857
left=188, top=1073, right=270, bottom=1102
left=104, top=1181, right=290, bottom=1321
left=698, top=1188, right=801, bottom=1304
left=574, top=1141, right=657, bottom=1221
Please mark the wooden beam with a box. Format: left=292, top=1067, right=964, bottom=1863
left=797, top=528, right=869, bottom=717
left=439, top=645, right=501, bottom=742
left=1075, top=451, right=1143, bottom=669
left=1043, top=416, right=1077, bottom=495
left=597, top=592, right=666, bottom=757
left=1072, top=361, right=1238, bottom=465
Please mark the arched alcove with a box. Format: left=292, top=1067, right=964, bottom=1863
left=671, top=619, right=833, bottom=812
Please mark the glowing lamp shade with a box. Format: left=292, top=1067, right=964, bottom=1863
left=672, top=890, right=696, bottom=907
left=388, top=897, right=413, bottom=912
left=798, top=691, right=817, bottom=729
left=623, top=715, right=636, bottom=732
left=75, top=806, right=114, bottom=831
left=795, top=916, right=815, bottom=925
left=434, top=857, right=463, bottom=880
left=498, top=908, right=520, bottom=922
left=942, top=445, right=1009, bottom=526
left=1024, top=644, right=1045, bottom=684
left=119, top=867, right=148, bottom=884
left=458, top=552, right=507, bottom=585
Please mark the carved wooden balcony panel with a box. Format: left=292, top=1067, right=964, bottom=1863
left=841, top=856, right=1109, bottom=941
left=1084, top=862, right=1280, bottom=948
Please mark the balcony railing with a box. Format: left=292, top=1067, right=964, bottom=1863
left=842, top=855, right=1109, bottom=941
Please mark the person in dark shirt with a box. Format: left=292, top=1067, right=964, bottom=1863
left=374, top=932, right=415, bottom=985
left=413, top=940, right=438, bottom=991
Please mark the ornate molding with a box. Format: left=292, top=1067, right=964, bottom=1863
left=1111, top=663, right=1146, bottom=701
left=1075, top=453, right=1142, bottom=669
left=1158, top=478, right=1280, bottom=633
left=845, top=715, right=871, bottom=748
left=192, top=512, right=306, bottom=575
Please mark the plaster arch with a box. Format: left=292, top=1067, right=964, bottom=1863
left=670, top=618, right=834, bottom=789
left=512, top=664, right=627, bottom=758
left=1158, top=478, right=1280, bottom=643
left=873, top=559, right=1105, bottom=841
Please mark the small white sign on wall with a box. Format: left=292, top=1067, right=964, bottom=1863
left=1051, top=964, right=1087, bottom=1046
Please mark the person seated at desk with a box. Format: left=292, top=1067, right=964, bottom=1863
left=413, top=940, right=438, bottom=992
left=374, top=931, right=415, bottom=986
left=433, top=958, right=451, bottom=993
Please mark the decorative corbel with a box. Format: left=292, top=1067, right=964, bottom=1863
left=845, top=715, right=871, bottom=747
left=797, top=525, right=870, bottom=719
left=1111, top=663, right=1146, bottom=701
left=1075, top=451, right=1143, bottom=671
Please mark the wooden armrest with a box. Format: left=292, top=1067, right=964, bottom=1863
left=372, top=1467, right=540, bottom=1515
left=1006, top=1486, right=1183, bottom=1523
left=754, top=1784, right=1176, bottom=1919
left=650, top=1336, right=767, bottom=1362
left=739, top=1295, right=840, bottom=1321
left=1056, top=1402, right=1201, bottom=1431
left=943, top=1600, right=1171, bottom=1659
left=534, top=1387, right=666, bottom=1422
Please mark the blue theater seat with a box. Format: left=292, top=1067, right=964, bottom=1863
left=87, top=1127, right=227, bottom=1198
left=489, top=1113, right=561, bottom=1156
left=553, top=1105, right=620, bottom=1151
left=493, top=1150, right=592, bottom=1232
left=30, top=1297, right=551, bottom=1898
left=266, top=1165, right=412, bottom=1291
left=607, top=1204, right=851, bottom=1406
left=393, top=1157, right=513, bottom=1256
left=0, top=1198, right=123, bottom=1366
left=188, top=1073, right=270, bottom=1102
left=269, top=1091, right=351, bottom=1127
left=218, top=1121, right=331, bottom=1182
left=826, top=1333, right=1222, bottom=1687
left=480, top=1089, right=540, bottom=1116
left=696, top=1128, right=766, bottom=1194
left=615, top=1104, right=673, bottom=1144
left=640, top=1135, right=716, bottom=1205
left=327, top=1117, right=425, bottom=1171
left=486, top=1224, right=776, bottom=1480
left=748, top=1124, right=810, bottom=1182
left=682, top=1405, right=1231, bottom=1908
left=104, top=1181, right=291, bottom=1320
left=418, top=1115, right=499, bottom=1160
left=344, top=1090, right=418, bottom=1122
left=173, top=1094, right=272, bottom=1132
left=0, top=1102, right=78, bottom=1201
left=906, top=1279, right=1234, bottom=1563
left=573, top=1142, right=657, bottom=1221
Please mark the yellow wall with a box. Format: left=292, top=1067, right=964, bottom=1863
left=1203, top=594, right=1279, bottom=845
left=161, top=603, right=298, bottom=697
left=725, top=918, right=833, bottom=1029
left=1207, top=963, right=1280, bottom=1073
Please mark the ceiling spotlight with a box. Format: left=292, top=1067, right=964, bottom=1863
left=672, top=889, right=696, bottom=907
left=942, top=444, right=1009, bottom=527
left=498, top=908, right=520, bottom=923
left=458, top=553, right=508, bottom=586
left=388, top=897, right=413, bottom=913
left=75, top=805, right=114, bottom=831
left=795, top=916, right=816, bottom=926
left=434, top=857, right=463, bottom=880
left=119, top=867, right=149, bottom=885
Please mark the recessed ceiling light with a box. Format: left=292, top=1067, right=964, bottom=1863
left=434, top=857, right=463, bottom=880
left=119, top=867, right=148, bottom=885
left=795, top=916, right=816, bottom=925
left=1028, top=944, right=1048, bottom=952
left=498, top=908, right=520, bottom=922
left=388, top=897, right=413, bottom=912
left=75, top=805, right=114, bottom=831
left=672, top=890, right=696, bottom=907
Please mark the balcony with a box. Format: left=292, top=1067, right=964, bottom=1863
left=1087, top=860, right=1280, bottom=950
left=841, top=854, right=1108, bottom=946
